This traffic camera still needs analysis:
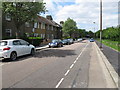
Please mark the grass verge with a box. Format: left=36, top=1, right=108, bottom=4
left=96, top=39, right=120, bottom=52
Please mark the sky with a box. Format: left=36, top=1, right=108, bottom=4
left=41, top=0, right=119, bottom=32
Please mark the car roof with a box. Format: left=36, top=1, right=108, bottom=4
left=0, top=39, right=22, bottom=42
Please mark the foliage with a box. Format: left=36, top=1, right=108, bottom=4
left=76, top=29, right=94, bottom=38
left=28, top=37, right=42, bottom=39
left=95, top=27, right=120, bottom=41
left=62, top=18, right=77, bottom=37
left=2, top=2, right=46, bottom=38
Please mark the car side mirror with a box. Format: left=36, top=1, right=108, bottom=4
left=27, top=43, right=30, bottom=46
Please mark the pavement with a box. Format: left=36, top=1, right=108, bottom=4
left=35, top=45, right=49, bottom=51
left=96, top=41, right=119, bottom=76
left=1, top=40, right=119, bottom=88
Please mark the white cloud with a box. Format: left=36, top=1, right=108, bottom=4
left=43, top=0, right=118, bottom=31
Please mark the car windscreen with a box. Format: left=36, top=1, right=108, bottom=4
left=63, top=40, right=68, bottom=41
left=0, top=41, right=7, bottom=46
left=52, top=40, right=58, bottom=43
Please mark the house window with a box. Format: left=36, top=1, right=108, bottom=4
left=41, top=23, right=45, bottom=29
left=47, top=25, right=49, bottom=30
left=34, top=33, right=39, bottom=37
left=47, top=34, right=49, bottom=39
left=52, top=34, right=54, bottom=39
left=41, top=34, right=45, bottom=38
left=34, top=22, right=38, bottom=28
left=6, top=29, right=12, bottom=37
left=38, top=23, right=40, bottom=28
left=51, top=26, right=53, bottom=31
left=5, top=14, right=11, bottom=21
left=25, top=22, right=30, bottom=27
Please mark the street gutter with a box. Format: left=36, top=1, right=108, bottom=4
left=35, top=45, right=49, bottom=51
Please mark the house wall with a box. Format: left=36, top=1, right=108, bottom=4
left=2, top=15, right=62, bottom=40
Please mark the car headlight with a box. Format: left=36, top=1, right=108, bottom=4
left=55, top=42, right=58, bottom=45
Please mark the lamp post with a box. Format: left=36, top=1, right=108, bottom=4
left=100, top=0, right=102, bottom=48
left=93, top=22, right=95, bottom=38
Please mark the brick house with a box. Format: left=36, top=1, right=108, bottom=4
left=2, top=14, right=62, bottom=40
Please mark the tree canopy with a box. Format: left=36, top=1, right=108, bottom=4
left=2, top=2, right=46, bottom=38
left=62, top=18, right=77, bottom=38
left=95, top=27, right=119, bottom=41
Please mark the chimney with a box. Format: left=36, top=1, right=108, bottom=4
left=46, top=15, right=53, bottom=20
left=60, top=21, right=64, bottom=26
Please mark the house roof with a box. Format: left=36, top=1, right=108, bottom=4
left=37, top=15, right=61, bottom=28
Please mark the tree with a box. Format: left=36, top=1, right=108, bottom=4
left=62, top=18, right=77, bottom=38
left=2, top=2, right=46, bottom=38
left=95, top=27, right=119, bottom=41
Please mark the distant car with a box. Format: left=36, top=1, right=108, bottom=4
left=89, top=38, right=94, bottom=42
left=82, top=38, right=86, bottom=40
left=67, top=39, right=74, bottom=44
left=62, top=39, right=70, bottom=45
left=77, top=38, right=83, bottom=42
left=49, top=39, right=63, bottom=48
left=0, top=39, right=35, bottom=61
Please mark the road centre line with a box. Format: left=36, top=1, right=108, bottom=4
left=74, top=60, right=77, bottom=64
left=55, top=78, right=64, bottom=88
left=76, top=57, right=79, bottom=60
left=64, top=70, right=70, bottom=76
left=70, top=64, right=74, bottom=69
left=55, top=42, right=89, bottom=88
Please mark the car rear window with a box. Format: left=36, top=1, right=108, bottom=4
left=0, top=41, right=7, bottom=46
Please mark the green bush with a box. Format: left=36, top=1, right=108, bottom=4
left=28, top=37, right=42, bottom=39
left=21, top=37, right=43, bottom=47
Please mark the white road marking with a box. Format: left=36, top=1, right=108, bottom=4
left=55, top=78, right=64, bottom=88
left=70, top=64, right=74, bottom=69
left=76, top=57, right=79, bottom=60
left=74, top=60, right=77, bottom=64
left=55, top=42, right=89, bottom=88
left=64, top=70, right=70, bottom=76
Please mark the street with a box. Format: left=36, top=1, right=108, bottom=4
left=1, top=40, right=117, bottom=88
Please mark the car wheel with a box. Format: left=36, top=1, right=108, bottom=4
left=10, top=52, right=17, bottom=61
left=31, top=49, right=35, bottom=56
left=59, top=44, right=62, bottom=47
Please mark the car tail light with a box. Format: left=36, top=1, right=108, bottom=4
left=3, top=47, right=11, bottom=51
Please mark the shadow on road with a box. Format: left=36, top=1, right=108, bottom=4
left=2, top=55, right=32, bottom=63
left=1, top=48, right=76, bottom=63
left=34, top=49, right=76, bottom=58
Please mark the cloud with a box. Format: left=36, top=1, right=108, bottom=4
left=43, top=0, right=118, bottom=31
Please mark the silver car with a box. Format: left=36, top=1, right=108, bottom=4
left=0, top=39, right=35, bottom=61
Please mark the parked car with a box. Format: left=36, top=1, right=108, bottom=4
left=49, top=39, right=63, bottom=48
left=89, top=38, right=94, bottom=42
left=0, top=39, right=35, bottom=61
left=67, top=39, right=74, bottom=44
left=62, top=39, right=71, bottom=45
left=77, top=38, right=83, bottom=42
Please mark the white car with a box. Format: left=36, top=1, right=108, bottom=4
left=77, top=38, right=83, bottom=42
left=0, top=39, right=35, bottom=61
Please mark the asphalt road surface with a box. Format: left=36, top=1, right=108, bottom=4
left=1, top=40, right=116, bottom=88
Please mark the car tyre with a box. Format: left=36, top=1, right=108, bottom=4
left=31, top=49, right=35, bottom=56
left=10, top=52, right=17, bottom=61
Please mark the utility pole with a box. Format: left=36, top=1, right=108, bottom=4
left=100, top=0, right=102, bottom=48
left=93, top=22, right=95, bottom=39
